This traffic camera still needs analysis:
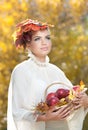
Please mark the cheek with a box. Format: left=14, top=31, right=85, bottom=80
left=30, top=44, right=39, bottom=52
left=48, top=42, right=52, bottom=48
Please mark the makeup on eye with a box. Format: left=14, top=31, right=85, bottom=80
left=34, top=37, right=40, bottom=41
left=46, top=35, right=51, bottom=40
left=33, top=35, right=51, bottom=41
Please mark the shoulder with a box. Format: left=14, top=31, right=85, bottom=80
left=11, top=59, right=30, bottom=77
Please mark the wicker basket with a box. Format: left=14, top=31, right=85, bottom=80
left=35, top=82, right=74, bottom=114
left=35, top=81, right=87, bottom=114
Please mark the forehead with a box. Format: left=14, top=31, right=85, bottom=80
left=32, top=29, right=50, bottom=37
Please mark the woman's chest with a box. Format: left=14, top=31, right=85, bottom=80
left=29, top=66, right=61, bottom=84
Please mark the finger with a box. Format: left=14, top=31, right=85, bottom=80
left=72, top=98, right=80, bottom=104
left=74, top=104, right=82, bottom=110
left=76, top=92, right=86, bottom=98
left=58, top=110, right=71, bottom=120
left=73, top=100, right=80, bottom=104
left=55, top=105, right=74, bottom=120
left=57, top=106, right=71, bottom=116
left=48, top=106, right=57, bottom=113
left=53, top=104, right=69, bottom=113
left=63, top=103, right=73, bottom=110
left=59, top=106, right=75, bottom=120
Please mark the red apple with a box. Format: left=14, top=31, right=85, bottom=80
left=46, top=92, right=56, bottom=101
left=55, top=88, right=69, bottom=99
left=73, top=86, right=80, bottom=92
left=65, top=89, right=70, bottom=96
left=47, top=97, right=59, bottom=106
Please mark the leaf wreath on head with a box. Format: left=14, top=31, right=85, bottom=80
left=12, top=19, right=54, bottom=48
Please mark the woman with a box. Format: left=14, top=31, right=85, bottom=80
left=7, top=19, right=87, bottom=130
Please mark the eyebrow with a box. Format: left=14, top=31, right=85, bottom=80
left=32, top=34, right=51, bottom=39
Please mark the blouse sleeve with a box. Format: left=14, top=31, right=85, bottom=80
left=11, top=66, right=38, bottom=122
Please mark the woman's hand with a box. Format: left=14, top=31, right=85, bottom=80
left=45, top=104, right=73, bottom=121
left=73, top=92, right=88, bottom=109
left=37, top=103, right=73, bottom=122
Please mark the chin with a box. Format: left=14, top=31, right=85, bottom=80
left=42, top=52, right=49, bottom=56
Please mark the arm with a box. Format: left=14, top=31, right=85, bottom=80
left=11, top=67, right=38, bottom=122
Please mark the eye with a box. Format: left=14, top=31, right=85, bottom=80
left=46, top=36, right=51, bottom=40
left=34, top=37, right=40, bottom=41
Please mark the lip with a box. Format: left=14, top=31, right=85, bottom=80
left=40, top=47, right=48, bottom=51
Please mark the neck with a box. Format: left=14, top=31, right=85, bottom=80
left=35, top=56, right=46, bottom=62
left=28, top=52, right=50, bottom=67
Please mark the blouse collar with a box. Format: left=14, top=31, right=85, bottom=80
left=28, top=52, right=50, bottom=67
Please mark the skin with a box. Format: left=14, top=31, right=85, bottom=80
left=37, top=104, right=74, bottom=121
left=26, top=29, right=73, bottom=121
left=27, top=29, right=52, bottom=62
left=73, top=92, right=88, bottom=109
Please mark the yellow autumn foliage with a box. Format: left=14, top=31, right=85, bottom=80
left=0, top=0, right=88, bottom=130
left=0, top=42, right=7, bottom=52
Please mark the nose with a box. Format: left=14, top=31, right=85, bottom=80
left=41, top=38, right=46, bottom=45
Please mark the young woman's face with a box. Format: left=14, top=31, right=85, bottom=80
left=28, top=29, right=52, bottom=60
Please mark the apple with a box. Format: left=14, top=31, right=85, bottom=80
left=65, top=89, right=70, bottom=96
left=47, top=97, right=59, bottom=106
left=55, top=88, right=69, bottom=99
left=46, top=92, right=56, bottom=101
left=73, top=85, right=80, bottom=92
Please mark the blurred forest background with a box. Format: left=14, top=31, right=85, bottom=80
left=0, top=0, right=88, bottom=130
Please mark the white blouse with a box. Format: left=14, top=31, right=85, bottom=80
left=7, top=54, right=87, bottom=130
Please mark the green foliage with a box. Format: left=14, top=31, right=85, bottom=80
left=0, top=0, right=88, bottom=129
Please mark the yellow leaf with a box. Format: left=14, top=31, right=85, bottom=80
left=68, top=90, right=75, bottom=100
left=12, top=31, right=17, bottom=43
left=80, top=80, right=85, bottom=90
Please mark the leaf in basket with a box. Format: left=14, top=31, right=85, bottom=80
left=80, top=80, right=85, bottom=91
left=36, top=102, right=49, bottom=113
left=73, top=81, right=85, bottom=93
left=68, top=90, right=75, bottom=100
left=59, top=98, right=67, bottom=106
